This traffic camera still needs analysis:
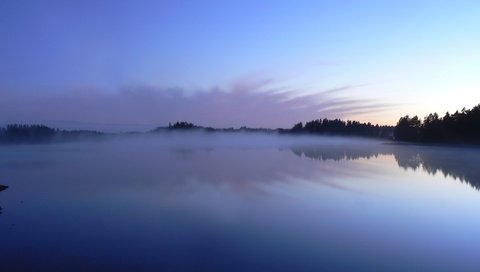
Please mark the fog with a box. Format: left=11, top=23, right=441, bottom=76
left=107, top=131, right=385, bottom=149
left=65, top=132, right=480, bottom=188
left=1, top=133, right=480, bottom=271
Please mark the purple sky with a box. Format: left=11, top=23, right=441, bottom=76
left=0, top=79, right=393, bottom=131
left=1, top=1, right=479, bottom=130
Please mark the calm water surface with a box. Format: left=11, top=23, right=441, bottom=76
left=1, top=133, right=480, bottom=271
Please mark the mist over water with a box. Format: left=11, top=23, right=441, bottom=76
left=1, top=133, right=480, bottom=271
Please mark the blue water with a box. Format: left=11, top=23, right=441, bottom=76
left=1, top=134, right=480, bottom=271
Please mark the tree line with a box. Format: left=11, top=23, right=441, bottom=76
left=289, top=119, right=394, bottom=138
left=393, top=104, right=480, bottom=143
left=0, top=124, right=104, bottom=144
left=3, top=103, right=479, bottom=145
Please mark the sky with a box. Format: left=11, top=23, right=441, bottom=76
left=1, top=0, right=479, bottom=130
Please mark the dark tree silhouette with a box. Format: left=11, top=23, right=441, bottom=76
left=152, top=122, right=277, bottom=134
left=394, top=104, right=480, bottom=144
left=393, top=115, right=421, bottom=141
left=289, top=118, right=393, bottom=138
left=0, top=124, right=104, bottom=144
left=168, top=121, right=197, bottom=129
left=0, top=124, right=56, bottom=143
left=291, top=122, right=303, bottom=132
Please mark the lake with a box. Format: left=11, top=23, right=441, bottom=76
left=1, top=133, right=480, bottom=271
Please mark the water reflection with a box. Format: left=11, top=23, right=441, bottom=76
left=1, top=136, right=480, bottom=196
left=291, top=143, right=480, bottom=190
left=1, top=135, right=480, bottom=271
left=0, top=184, right=7, bottom=214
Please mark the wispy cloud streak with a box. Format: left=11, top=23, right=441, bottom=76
left=0, top=79, right=395, bottom=131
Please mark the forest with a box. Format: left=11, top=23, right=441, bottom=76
left=393, top=104, right=480, bottom=143
left=0, top=124, right=104, bottom=144
left=2, top=104, right=479, bottom=144
left=289, top=119, right=394, bottom=138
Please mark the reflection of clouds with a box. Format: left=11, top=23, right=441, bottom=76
left=0, top=137, right=381, bottom=198
left=1, top=135, right=479, bottom=199
left=132, top=147, right=365, bottom=195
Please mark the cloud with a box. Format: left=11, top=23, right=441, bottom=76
left=0, top=79, right=395, bottom=131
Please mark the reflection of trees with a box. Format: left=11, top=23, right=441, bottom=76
left=291, top=145, right=392, bottom=162
left=290, top=144, right=480, bottom=190
left=393, top=147, right=480, bottom=190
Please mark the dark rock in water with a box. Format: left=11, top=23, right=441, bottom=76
left=0, top=185, right=7, bottom=192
